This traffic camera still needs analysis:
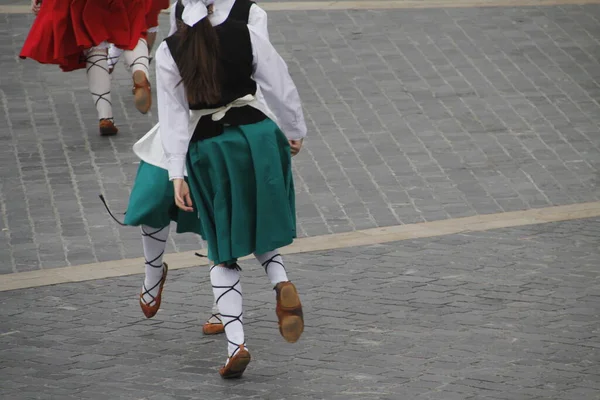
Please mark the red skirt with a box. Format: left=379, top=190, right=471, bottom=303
left=146, top=0, right=170, bottom=29
left=20, top=0, right=149, bottom=72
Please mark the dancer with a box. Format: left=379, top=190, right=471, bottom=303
left=108, top=0, right=171, bottom=73
left=120, top=0, right=273, bottom=337
left=20, top=0, right=152, bottom=136
left=158, top=0, right=306, bottom=378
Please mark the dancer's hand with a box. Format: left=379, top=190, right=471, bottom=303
left=173, top=179, right=194, bottom=212
left=289, top=139, right=303, bottom=157
left=31, top=0, right=41, bottom=15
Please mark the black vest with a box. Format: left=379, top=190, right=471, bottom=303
left=228, top=0, right=255, bottom=23
left=165, top=20, right=266, bottom=140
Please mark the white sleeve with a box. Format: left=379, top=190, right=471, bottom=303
left=168, top=1, right=178, bottom=37
left=248, top=4, right=269, bottom=38
left=156, top=41, right=190, bottom=180
left=248, top=25, right=307, bottom=140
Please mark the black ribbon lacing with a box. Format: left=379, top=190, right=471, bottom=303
left=99, top=194, right=126, bottom=226
left=98, top=194, right=208, bottom=258
left=130, top=55, right=150, bottom=75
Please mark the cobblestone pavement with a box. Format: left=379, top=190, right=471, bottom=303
left=1, top=4, right=600, bottom=273
left=1, top=217, right=599, bottom=399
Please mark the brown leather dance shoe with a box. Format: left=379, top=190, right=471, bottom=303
left=202, top=317, right=225, bottom=335
left=275, top=281, right=304, bottom=343
left=219, top=345, right=251, bottom=379
left=139, top=263, right=168, bottom=319
left=99, top=119, right=118, bottom=136
left=132, top=70, right=152, bottom=114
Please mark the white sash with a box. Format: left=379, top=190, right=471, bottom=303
left=132, top=93, right=278, bottom=174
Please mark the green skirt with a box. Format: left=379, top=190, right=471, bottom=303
left=186, top=118, right=296, bottom=266
left=123, top=161, right=202, bottom=234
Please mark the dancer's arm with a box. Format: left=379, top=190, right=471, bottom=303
left=31, top=0, right=41, bottom=15
left=155, top=42, right=190, bottom=181
left=248, top=4, right=269, bottom=38
left=248, top=25, right=307, bottom=142
left=248, top=6, right=305, bottom=155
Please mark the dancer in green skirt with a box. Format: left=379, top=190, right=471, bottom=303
left=133, top=0, right=306, bottom=378
left=163, top=0, right=306, bottom=378
left=123, top=0, right=274, bottom=336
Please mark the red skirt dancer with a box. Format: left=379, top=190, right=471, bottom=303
left=20, top=0, right=149, bottom=72
left=19, top=0, right=152, bottom=136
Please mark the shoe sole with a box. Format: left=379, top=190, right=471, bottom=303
left=221, top=351, right=251, bottom=379
left=133, top=71, right=151, bottom=114
left=99, top=128, right=118, bottom=136
left=99, top=120, right=118, bottom=136
left=279, top=285, right=304, bottom=343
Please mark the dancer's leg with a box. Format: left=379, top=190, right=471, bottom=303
left=121, top=38, right=151, bottom=114
left=255, top=250, right=304, bottom=343
left=146, top=26, right=159, bottom=53
left=85, top=45, right=117, bottom=136
left=139, top=225, right=170, bottom=318
left=210, top=264, right=251, bottom=378
left=254, top=250, right=289, bottom=285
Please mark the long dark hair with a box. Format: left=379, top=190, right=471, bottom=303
left=176, top=18, right=221, bottom=105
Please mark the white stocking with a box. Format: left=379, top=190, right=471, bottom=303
left=85, top=46, right=112, bottom=120
left=210, top=264, right=244, bottom=359
left=122, top=38, right=150, bottom=77
left=254, top=250, right=289, bottom=285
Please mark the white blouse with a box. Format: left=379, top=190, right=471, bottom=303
left=156, top=25, right=307, bottom=180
